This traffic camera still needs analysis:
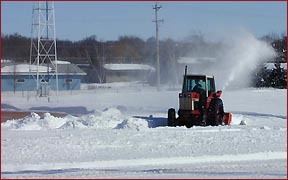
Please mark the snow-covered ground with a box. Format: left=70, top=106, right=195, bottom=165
left=1, top=83, right=287, bottom=178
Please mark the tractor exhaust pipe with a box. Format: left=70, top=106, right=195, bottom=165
left=183, top=66, right=188, bottom=93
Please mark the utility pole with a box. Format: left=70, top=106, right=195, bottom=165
left=153, top=2, right=164, bottom=91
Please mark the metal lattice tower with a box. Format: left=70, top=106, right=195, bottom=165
left=29, top=1, right=58, bottom=97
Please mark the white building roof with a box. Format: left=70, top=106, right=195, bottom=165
left=264, top=63, right=287, bottom=70
left=1, top=64, right=52, bottom=73
left=1, top=63, right=86, bottom=75
left=103, top=63, right=155, bottom=71
left=178, top=57, right=216, bottom=64
left=1, top=59, right=14, bottom=63
left=52, top=60, right=71, bottom=65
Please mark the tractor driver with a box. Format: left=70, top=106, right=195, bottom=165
left=192, top=79, right=205, bottom=94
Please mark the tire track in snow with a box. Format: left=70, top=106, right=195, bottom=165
left=3, top=151, right=286, bottom=173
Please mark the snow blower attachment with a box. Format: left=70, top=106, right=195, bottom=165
left=168, top=66, right=232, bottom=128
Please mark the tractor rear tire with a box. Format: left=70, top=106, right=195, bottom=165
left=168, top=108, right=176, bottom=126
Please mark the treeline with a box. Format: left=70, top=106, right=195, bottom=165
left=2, top=33, right=217, bottom=84
left=1, top=33, right=287, bottom=88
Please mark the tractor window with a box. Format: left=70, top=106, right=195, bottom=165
left=186, top=78, right=194, bottom=92
left=183, top=77, right=206, bottom=92
left=207, top=78, right=216, bottom=95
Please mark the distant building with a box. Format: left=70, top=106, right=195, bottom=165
left=1, top=62, right=86, bottom=91
left=58, top=58, right=99, bottom=83
left=264, top=63, right=287, bottom=70
left=103, top=63, right=155, bottom=83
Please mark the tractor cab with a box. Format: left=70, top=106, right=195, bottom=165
left=182, top=75, right=216, bottom=99
left=178, top=75, right=215, bottom=126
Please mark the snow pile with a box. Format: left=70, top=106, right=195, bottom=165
left=2, top=108, right=150, bottom=130
left=239, top=120, right=247, bottom=125
left=1, top=112, right=68, bottom=130
left=2, top=112, right=42, bottom=130
left=60, top=108, right=125, bottom=129
left=114, top=117, right=149, bottom=131
left=230, top=114, right=245, bottom=125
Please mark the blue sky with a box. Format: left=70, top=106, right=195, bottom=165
left=1, top=1, right=287, bottom=41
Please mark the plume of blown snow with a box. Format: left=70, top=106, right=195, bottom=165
left=217, top=31, right=276, bottom=90
left=183, top=30, right=276, bottom=90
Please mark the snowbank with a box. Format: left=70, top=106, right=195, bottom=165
left=114, top=117, right=149, bottom=131
left=2, top=108, right=150, bottom=131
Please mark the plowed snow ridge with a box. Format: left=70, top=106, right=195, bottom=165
left=3, top=152, right=286, bottom=172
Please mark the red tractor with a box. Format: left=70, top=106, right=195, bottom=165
left=168, top=66, right=232, bottom=128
